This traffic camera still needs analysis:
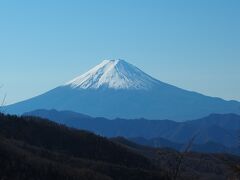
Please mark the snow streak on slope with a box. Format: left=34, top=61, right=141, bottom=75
left=65, top=59, right=160, bottom=90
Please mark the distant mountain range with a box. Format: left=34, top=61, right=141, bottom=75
left=25, top=109, right=240, bottom=154
left=6, top=59, right=240, bottom=121
left=129, top=137, right=240, bottom=155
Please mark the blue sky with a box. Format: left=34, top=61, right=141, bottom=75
left=1, top=0, right=240, bottom=104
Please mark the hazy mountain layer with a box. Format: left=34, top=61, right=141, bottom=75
left=25, top=109, right=240, bottom=149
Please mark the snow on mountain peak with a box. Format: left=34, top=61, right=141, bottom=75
left=65, top=59, right=160, bottom=90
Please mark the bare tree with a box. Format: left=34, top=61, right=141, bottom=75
left=226, top=134, right=240, bottom=179
left=171, top=135, right=197, bottom=180
left=0, top=85, right=7, bottom=113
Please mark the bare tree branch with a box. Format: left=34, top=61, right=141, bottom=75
left=172, top=134, right=198, bottom=180
left=0, top=85, right=7, bottom=113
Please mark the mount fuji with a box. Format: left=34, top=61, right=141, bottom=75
left=6, top=59, right=240, bottom=121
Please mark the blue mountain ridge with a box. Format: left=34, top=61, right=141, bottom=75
left=24, top=109, right=240, bottom=155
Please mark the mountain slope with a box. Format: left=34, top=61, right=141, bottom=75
left=25, top=109, right=240, bottom=149
left=0, top=113, right=152, bottom=169
left=0, top=113, right=167, bottom=180
left=6, top=59, right=240, bottom=121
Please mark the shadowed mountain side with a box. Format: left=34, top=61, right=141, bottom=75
left=0, top=113, right=169, bottom=180
left=0, top=113, right=152, bottom=169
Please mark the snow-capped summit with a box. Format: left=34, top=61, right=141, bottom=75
left=65, top=59, right=159, bottom=90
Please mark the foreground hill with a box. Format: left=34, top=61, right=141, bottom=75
left=6, top=59, right=240, bottom=121
left=0, top=113, right=240, bottom=179
left=0, top=113, right=165, bottom=180
left=25, top=109, right=240, bottom=151
left=0, top=114, right=152, bottom=169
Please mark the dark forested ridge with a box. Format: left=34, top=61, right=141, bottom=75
left=0, top=113, right=240, bottom=180
left=0, top=113, right=152, bottom=169
left=0, top=113, right=165, bottom=180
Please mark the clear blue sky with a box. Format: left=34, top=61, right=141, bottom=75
left=1, top=0, right=240, bottom=105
